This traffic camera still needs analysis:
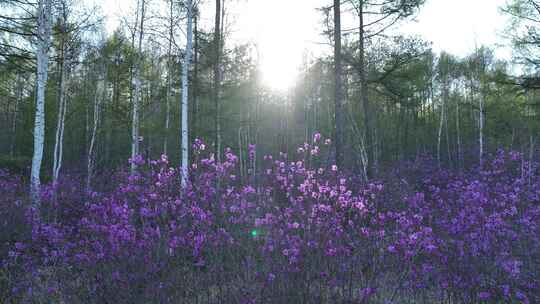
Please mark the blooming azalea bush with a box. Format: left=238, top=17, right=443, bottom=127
left=1, top=136, right=539, bottom=303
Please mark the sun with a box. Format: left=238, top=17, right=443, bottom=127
left=234, top=0, right=315, bottom=92
left=259, top=47, right=300, bottom=91
left=256, top=22, right=306, bottom=91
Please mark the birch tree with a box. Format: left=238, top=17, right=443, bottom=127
left=436, top=52, right=453, bottom=167
left=191, top=7, right=199, bottom=145
left=164, top=0, right=174, bottom=156
left=87, top=66, right=105, bottom=190
left=455, top=83, right=462, bottom=170
left=180, top=0, right=194, bottom=188
left=31, top=0, right=53, bottom=206
left=131, top=0, right=146, bottom=174
left=52, top=4, right=70, bottom=184
left=470, top=48, right=492, bottom=169
left=334, top=0, right=345, bottom=169
left=213, top=0, right=223, bottom=162
left=345, top=0, right=425, bottom=177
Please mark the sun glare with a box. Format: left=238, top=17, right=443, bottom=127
left=236, top=0, right=321, bottom=92
left=259, top=45, right=300, bottom=91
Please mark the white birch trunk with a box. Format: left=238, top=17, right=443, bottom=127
left=164, top=0, right=173, bottom=155
left=53, top=72, right=67, bottom=183
left=180, top=0, right=193, bottom=188
left=87, top=71, right=104, bottom=190
left=53, top=23, right=68, bottom=184
left=31, top=0, right=53, bottom=206
left=437, top=98, right=445, bottom=167
left=131, top=0, right=146, bottom=174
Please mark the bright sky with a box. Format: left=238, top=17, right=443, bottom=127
left=398, top=0, right=512, bottom=58
left=231, top=0, right=326, bottom=89
left=99, top=0, right=513, bottom=89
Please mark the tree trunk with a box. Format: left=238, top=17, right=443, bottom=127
left=214, top=0, right=222, bottom=162
left=455, top=94, right=462, bottom=170
left=10, top=73, right=23, bottom=157
left=191, top=8, right=199, bottom=146
left=180, top=0, right=193, bottom=188
left=445, top=98, right=452, bottom=167
left=87, top=70, right=105, bottom=190
left=333, top=0, right=345, bottom=169
left=529, top=134, right=534, bottom=186
left=358, top=1, right=374, bottom=178
left=31, top=0, right=53, bottom=207
left=479, top=85, right=484, bottom=169
left=437, top=98, right=444, bottom=167
left=131, top=0, right=146, bottom=174
left=53, top=16, right=69, bottom=184
left=164, top=0, right=173, bottom=155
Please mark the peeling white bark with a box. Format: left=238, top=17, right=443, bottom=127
left=180, top=0, right=193, bottom=188
left=31, top=0, right=53, bottom=206
left=53, top=19, right=69, bottom=184
left=87, top=70, right=105, bottom=190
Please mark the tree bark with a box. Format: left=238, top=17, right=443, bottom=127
left=31, top=0, right=53, bottom=207
left=180, top=0, right=193, bottom=188
left=455, top=93, right=462, bottom=170
left=53, top=11, right=69, bottom=184
left=131, top=0, right=146, bottom=174
left=87, top=69, right=105, bottom=190
left=437, top=97, right=444, bottom=167
left=479, top=82, right=485, bottom=169
left=358, top=0, right=374, bottom=178
left=333, top=0, right=345, bottom=169
left=191, top=8, right=199, bottom=146
left=213, top=0, right=222, bottom=162
left=10, top=73, right=23, bottom=157
left=164, top=0, right=173, bottom=155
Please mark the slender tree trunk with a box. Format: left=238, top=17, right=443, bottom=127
left=31, top=0, right=53, bottom=207
left=180, top=0, right=193, bottom=188
left=191, top=8, right=199, bottom=145
left=213, top=0, right=223, bottom=162
left=10, top=73, right=23, bottom=157
left=85, top=94, right=89, bottom=161
left=53, top=70, right=67, bottom=183
left=437, top=98, right=444, bottom=167
left=528, top=134, right=534, bottom=186
left=456, top=95, right=462, bottom=170
left=253, top=49, right=261, bottom=184
left=164, top=0, right=173, bottom=155
left=131, top=0, right=145, bottom=174
left=445, top=99, right=452, bottom=167
left=358, top=1, right=374, bottom=178
left=404, top=107, right=410, bottom=158
left=333, top=0, right=345, bottom=169
left=238, top=126, right=244, bottom=181
left=87, top=70, right=105, bottom=190
left=53, top=17, right=68, bottom=184
left=479, top=84, right=484, bottom=169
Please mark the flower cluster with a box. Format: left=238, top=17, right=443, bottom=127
left=1, top=142, right=539, bottom=303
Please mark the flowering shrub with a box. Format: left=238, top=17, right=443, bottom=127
left=1, top=139, right=539, bottom=303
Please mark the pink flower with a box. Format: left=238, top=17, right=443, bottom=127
left=313, top=132, right=321, bottom=143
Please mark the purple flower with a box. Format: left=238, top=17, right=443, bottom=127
left=477, top=291, right=490, bottom=300
left=313, top=132, right=321, bottom=143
